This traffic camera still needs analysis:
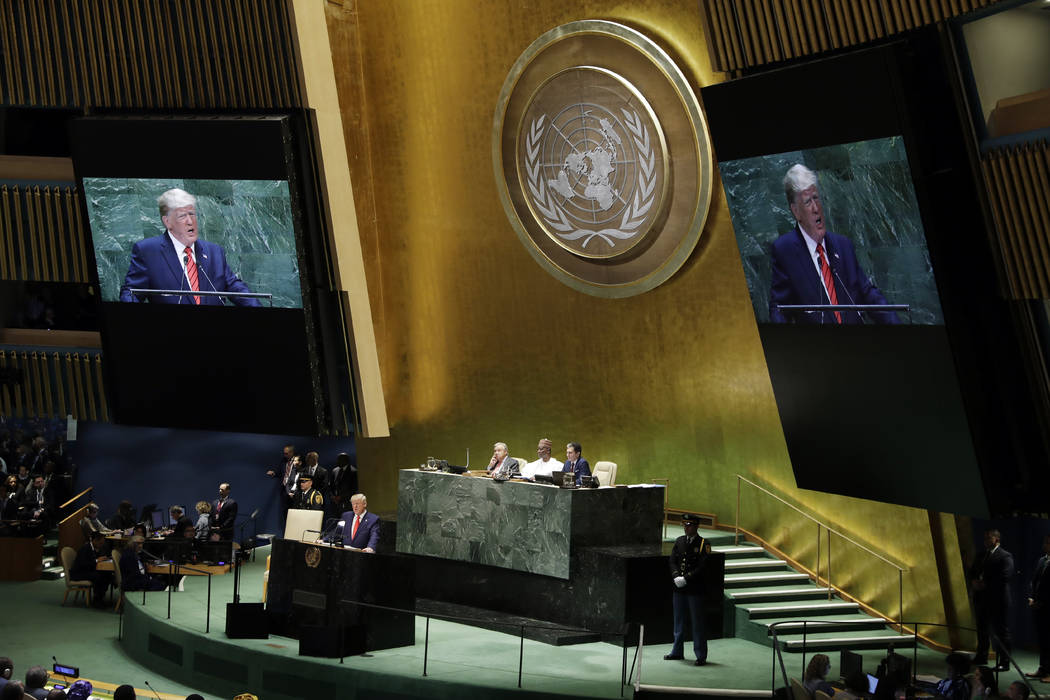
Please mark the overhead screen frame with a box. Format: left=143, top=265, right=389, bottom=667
left=70, top=113, right=348, bottom=436
left=702, top=33, right=1039, bottom=516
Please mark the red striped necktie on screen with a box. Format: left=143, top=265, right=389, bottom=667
left=184, top=246, right=201, bottom=305
left=816, top=245, right=842, bottom=324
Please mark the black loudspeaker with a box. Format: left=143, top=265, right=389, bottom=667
left=298, top=624, right=366, bottom=657
left=225, top=603, right=269, bottom=639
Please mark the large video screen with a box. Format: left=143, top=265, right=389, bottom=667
left=83, top=178, right=302, bottom=308
left=721, top=136, right=944, bottom=325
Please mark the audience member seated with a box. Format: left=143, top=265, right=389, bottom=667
left=112, top=684, right=135, bottom=700
left=1007, top=681, right=1030, bottom=700
left=131, top=524, right=148, bottom=539
left=163, top=506, right=192, bottom=537
left=18, top=476, right=53, bottom=527
left=0, top=657, right=11, bottom=691
left=804, top=654, right=836, bottom=697
left=70, top=531, right=113, bottom=609
left=44, top=689, right=65, bottom=700
left=193, top=501, right=212, bottom=540
left=23, top=665, right=47, bottom=700
left=1, top=682, right=25, bottom=700
left=79, top=503, right=111, bottom=541
left=0, top=482, right=19, bottom=529
left=106, top=500, right=136, bottom=531
left=120, top=535, right=167, bottom=591
left=973, top=666, right=999, bottom=699
left=936, top=652, right=972, bottom=700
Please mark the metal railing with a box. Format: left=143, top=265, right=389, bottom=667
left=735, top=474, right=907, bottom=631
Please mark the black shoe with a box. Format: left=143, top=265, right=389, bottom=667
left=663, top=654, right=683, bottom=661
left=695, top=659, right=707, bottom=666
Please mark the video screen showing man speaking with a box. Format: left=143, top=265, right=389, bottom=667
left=720, top=137, right=945, bottom=326
left=84, top=178, right=303, bottom=309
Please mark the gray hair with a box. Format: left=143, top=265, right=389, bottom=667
left=493, top=442, right=508, bottom=452
left=157, top=188, right=197, bottom=217
left=783, top=164, right=818, bottom=207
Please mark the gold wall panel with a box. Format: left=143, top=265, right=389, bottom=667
left=324, top=0, right=969, bottom=640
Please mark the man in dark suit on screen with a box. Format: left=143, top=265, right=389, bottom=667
left=118, top=188, right=261, bottom=306
left=768, top=164, right=899, bottom=325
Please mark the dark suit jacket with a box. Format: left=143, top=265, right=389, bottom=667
left=118, top=233, right=261, bottom=306
left=769, top=228, right=899, bottom=324
left=70, top=542, right=101, bottom=580
left=1030, top=554, right=1050, bottom=608
left=341, top=510, right=380, bottom=550
left=211, top=497, right=238, bottom=538
left=970, top=545, right=1014, bottom=613
left=669, top=534, right=711, bottom=595
left=488, top=457, right=519, bottom=478
left=562, top=458, right=591, bottom=486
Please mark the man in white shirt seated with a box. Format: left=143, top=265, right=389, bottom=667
left=520, top=438, right=561, bottom=480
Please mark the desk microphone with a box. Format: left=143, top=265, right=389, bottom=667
left=830, top=261, right=867, bottom=324
left=52, top=656, right=70, bottom=685
left=195, top=255, right=226, bottom=306
left=144, top=679, right=162, bottom=700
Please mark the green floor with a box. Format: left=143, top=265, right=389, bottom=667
left=2, top=542, right=1044, bottom=700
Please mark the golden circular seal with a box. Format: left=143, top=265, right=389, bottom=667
left=494, top=20, right=713, bottom=297
left=304, top=546, right=322, bottom=568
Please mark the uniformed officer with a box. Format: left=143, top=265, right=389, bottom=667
left=292, top=475, right=325, bottom=511
left=665, top=513, right=710, bottom=666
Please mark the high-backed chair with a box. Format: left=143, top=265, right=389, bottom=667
left=60, top=546, right=92, bottom=607
left=790, top=678, right=811, bottom=700
left=592, top=460, right=617, bottom=486
left=815, top=690, right=833, bottom=700
left=111, top=549, right=124, bottom=612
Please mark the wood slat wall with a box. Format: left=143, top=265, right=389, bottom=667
left=0, top=349, right=107, bottom=421
left=0, top=0, right=303, bottom=109
left=700, top=0, right=1004, bottom=73
left=982, top=141, right=1050, bottom=300
left=0, top=185, right=89, bottom=283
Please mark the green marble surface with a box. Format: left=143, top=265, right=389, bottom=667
left=396, top=470, right=663, bottom=579
left=83, top=177, right=302, bottom=308
left=719, top=137, right=944, bottom=324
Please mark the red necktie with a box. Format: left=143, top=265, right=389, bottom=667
left=352, top=515, right=360, bottom=539
left=184, top=246, right=201, bottom=305
left=816, top=245, right=841, bottom=324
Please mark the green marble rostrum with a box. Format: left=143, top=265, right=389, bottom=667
left=83, top=177, right=303, bottom=309
left=719, top=136, right=944, bottom=325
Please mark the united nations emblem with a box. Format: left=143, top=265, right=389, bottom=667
left=304, top=546, right=322, bottom=568
left=494, top=21, right=714, bottom=297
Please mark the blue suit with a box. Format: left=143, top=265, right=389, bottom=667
left=119, top=233, right=261, bottom=306
left=340, top=510, right=380, bottom=551
left=562, top=458, right=591, bottom=487
left=768, top=228, right=898, bottom=324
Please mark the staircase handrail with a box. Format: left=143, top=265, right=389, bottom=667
left=735, top=474, right=906, bottom=631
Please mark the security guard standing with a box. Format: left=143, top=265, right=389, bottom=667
left=292, top=475, right=325, bottom=511
left=665, top=513, right=710, bottom=666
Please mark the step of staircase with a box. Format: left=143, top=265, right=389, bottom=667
left=724, top=571, right=811, bottom=588
left=726, top=586, right=833, bottom=603
left=711, top=545, right=768, bottom=560
left=724, top=557, right=792, bottom=573
left=741, top=601, right=860, bottom=619
left=776, top=631, right=916, bottom=652
left=763, top=615, right=890, bottom=635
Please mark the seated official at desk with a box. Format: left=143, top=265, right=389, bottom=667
left=341, top=493, right=379, bottom=553
left=70, top=531, right=113, bottom=608
left=486, top=442, right=519, bottom=478
left=520, top=438, right=561, bottom=480
left=79, top=502, right=113, bottom=541
left=563, top=442, right=591, bottom=486
left=120, top=535, right=167, bottom=591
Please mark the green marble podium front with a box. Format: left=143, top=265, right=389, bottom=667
left=396, top=469, right=664, bottom=579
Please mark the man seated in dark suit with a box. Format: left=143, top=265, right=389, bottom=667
left=118, top=188, right=261, bottom=306
left=768, top=164, right=899, bottom=325
left=485, top=442, right=519, bottom=479
left=162, top=505, right=193, bottom=537
left=341, top=493, right=380, bottom=553
left=211, top=482, right=238, bottom=540
left=23, top=665, right=48, bottom=700
left=563, top=442, right=591, bottom=486
left=119, top=535, right=167, bottom=592
left=0, top=657, right=12, bottom=692
left=18, top=476, right=53, bottom=527
left=70, top=531, right=112, bottom=608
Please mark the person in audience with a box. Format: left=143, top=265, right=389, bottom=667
left=3, top=474, right=20, bottom=500
left=165, top=505, right=193, bottom=536
left=112, top=683, right=135, bottom=700
left=19, top=476, right=52, bottom=524
left=664, top=513, right=710, bottom=666
left=1007, top=681, right=1030, bottom=700
left=562, top=442, right=590, bottom=486
left=106, top=500, right=136, bottom=531
left=936, top=652, right=972, bottom=700
left=79, top=503, right=111, bottom=541
left=193, top=501, right=212, bottom=540
left=23, top=666, right=47, bottom=700
left=211, top=482, right=237, bottom=540
left=120, top=535, right=167, bottom=591
left=0, top=657, right=12, bottom=691
left=0, top=480, right=19, bottom=521
left=185, top=695, right=204, bottom=700
left=804, top=654, right=836, bottom=696
left=973, top=666, right=999, bottom=699
left=486, top=442, right=518, bottom=479
left=341, top=493, right=379, bottom=552
left=70, top=531, right=113, bottom=608
left=292, top=475, right=324, bottom=511
left=520, top=438, right=561, bottom=480
left=44, top=690, right=65, bottom=700
left=1, top=681, right=25, bottom=700
left=132, top=523, right=148, bottom=539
